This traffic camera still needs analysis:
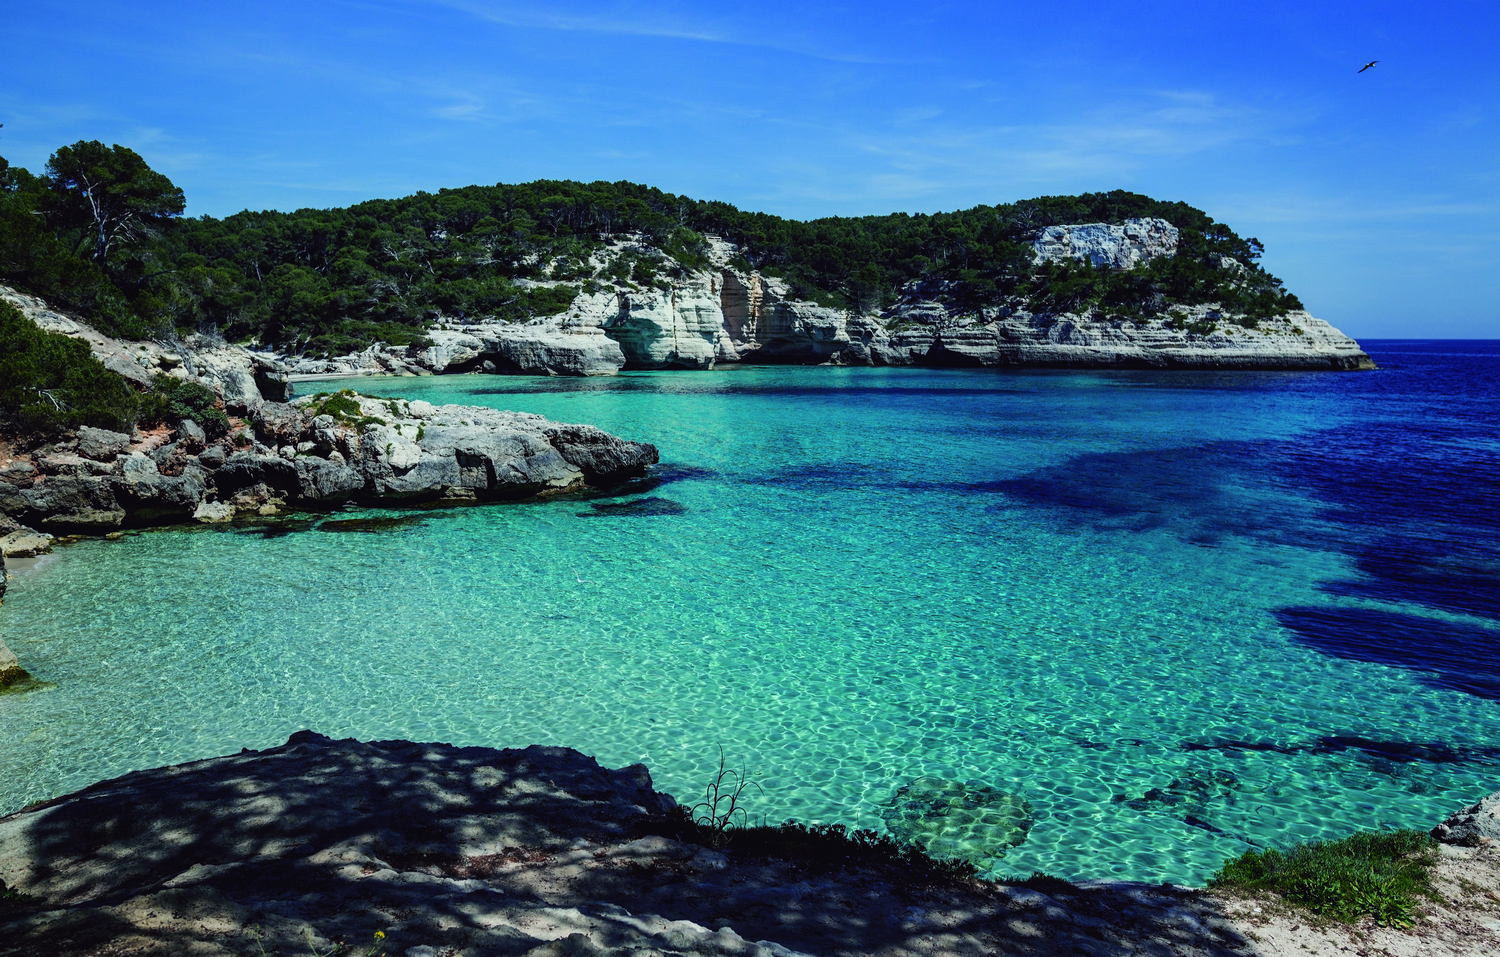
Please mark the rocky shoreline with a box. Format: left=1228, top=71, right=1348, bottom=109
left=0, top=733, right=1496, bottom=957
left=0, top=283, right=660, bottom=687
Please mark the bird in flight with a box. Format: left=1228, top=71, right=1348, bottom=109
left=1358, top=61, right=1378, bottom=73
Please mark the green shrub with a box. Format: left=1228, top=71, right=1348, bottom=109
left=310, top=389, right=385, bottom=429
left=1210, top=829, right=1437, bottom=927
left=311, top=390, right=364, bottom=423
left=141, top=375, right=229, bottom=438
left=0, top=300, right=141, bottom=437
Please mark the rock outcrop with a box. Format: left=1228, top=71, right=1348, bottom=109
left=1, top=738, right=1497, bottom=957
left=1032, top=217, right=1180, bottom=269
left=1434, top=792, right=1500, bottom=847
left=0, top=392, right=657, bottom=532
left=1, top=285, right=290, bottom=412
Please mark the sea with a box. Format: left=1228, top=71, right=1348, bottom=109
left=2, top=340, right=1497, bottom=885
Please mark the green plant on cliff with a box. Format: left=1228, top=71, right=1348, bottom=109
left=139, top=375, right=230, bottom=439
left=1209, top=829, right=1438, bottom=927
left=7, top=136, right=1307, bottom=353
left=310, top=389, right=385, bottom=429
left=0, top=299, right=141, bottom=437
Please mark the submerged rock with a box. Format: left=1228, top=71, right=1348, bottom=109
left=316, top=514, right=429, bottom=533
left=880, top=777, right=1035, bottom=872
left=578, top=497, right=687, bottom=518
left=0, top=623, right=46, bottom=696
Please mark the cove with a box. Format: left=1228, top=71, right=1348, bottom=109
left=3, top=351, right=1498, bottom=885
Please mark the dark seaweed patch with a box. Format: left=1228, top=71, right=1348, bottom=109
left=578, top=497, right=687, bottom=518
left=316, top=515, right=428, bottom=533
left=1275, top=605, right=1500, bottom=700
left=1181, top=739, right=1303, bottom=756
left=588, top=463, right=716, bottom=497
left=988, top=442, right=1307, bottom=546
left=1320, top=541, right=1500, bottom=622
left=1179, top=734, right=1500, bottom=766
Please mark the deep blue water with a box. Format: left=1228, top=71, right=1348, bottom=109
left=1, top=340, right=1497, bottom=883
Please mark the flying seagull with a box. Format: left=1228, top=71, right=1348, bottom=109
left=1358, top=60, right=1378, bottom=73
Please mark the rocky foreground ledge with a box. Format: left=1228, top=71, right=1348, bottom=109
left=1, top=734, right=1497, bottom=957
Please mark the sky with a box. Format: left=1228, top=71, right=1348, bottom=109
left=2, top=0, right=1497, bottom=338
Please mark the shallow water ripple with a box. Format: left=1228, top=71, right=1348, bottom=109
left=3, top=350, right=1499, bottom=884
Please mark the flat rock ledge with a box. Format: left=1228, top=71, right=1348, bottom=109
left=2, top=735, right=1497, bottom=957
left=0, top=394, right=659, bottom=534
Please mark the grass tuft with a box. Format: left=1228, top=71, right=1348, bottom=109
left=640, top=807, right=980, bottom=885
left=1209, top=829, right=1438, bottom=927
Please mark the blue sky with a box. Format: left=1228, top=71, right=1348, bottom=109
left=2, top=1, right=1497, bottom=337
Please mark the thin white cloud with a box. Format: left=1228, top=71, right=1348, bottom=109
left=421, top=0, right=906, bottom=64
left=435, top=95, right=487, bottom=121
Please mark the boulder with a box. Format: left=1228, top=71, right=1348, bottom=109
left=213, top=452, right=301, bottom=497
left=174, top=418, right=207, bottom=447
left=192, top=500, right=234, bottom=523
left=545, top=423, right=661, bottom=483
left=197, top=446, right=227, bottom=470
left=77, top=426, right=132, bottom=461
left=21, top=477, right=125, bottom=531
left=253, top=361, right=291, bottom=402
left=113, top=463, right=208, bottom=523
left=253, top=402, right=306, bottom=448
left=485, top=325, right=627, bottom=377
left=1432, top=791, right=1500, bottom=846
left=0, top=528, right=54, bottom=558
left=294, top=456, right=366, bottom=502
left=0, top=636, right=33, bottom=692
left=182, top=345, right=265, bottom=413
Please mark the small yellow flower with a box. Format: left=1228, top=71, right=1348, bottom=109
left=375, top=932, right=386, bottom=940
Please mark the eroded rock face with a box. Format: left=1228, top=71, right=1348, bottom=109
left=273, top=221, right=1372, bottom=377
left=868, top=304, right=1376, bottom=371
left=1032, top=217, right=1180, bottom=269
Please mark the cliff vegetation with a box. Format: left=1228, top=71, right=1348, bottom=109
left=2, top=139, right=1304, bottom=358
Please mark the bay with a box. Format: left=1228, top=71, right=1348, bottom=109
left=3, top=342, right=1498, bottom=884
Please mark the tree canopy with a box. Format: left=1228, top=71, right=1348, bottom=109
left=43, top=140, right=185, bottom=272
left=0, top=140, right=1304, bottom=356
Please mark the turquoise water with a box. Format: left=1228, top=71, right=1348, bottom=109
left=3, top=355, right=1499, bottom=884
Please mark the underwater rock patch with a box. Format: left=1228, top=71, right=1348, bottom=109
left=233, top=518, right=318, bottom=538
left=578, top=497, right=687, bottom=518
left=880, top=776, right=1034, bottom=872
left=1114, top=769, right=1241, bottom=812
left=315, top=515, right=429, bottom=533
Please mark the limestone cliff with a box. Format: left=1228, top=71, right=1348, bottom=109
left=294, top=227, right=1372, bottom=376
